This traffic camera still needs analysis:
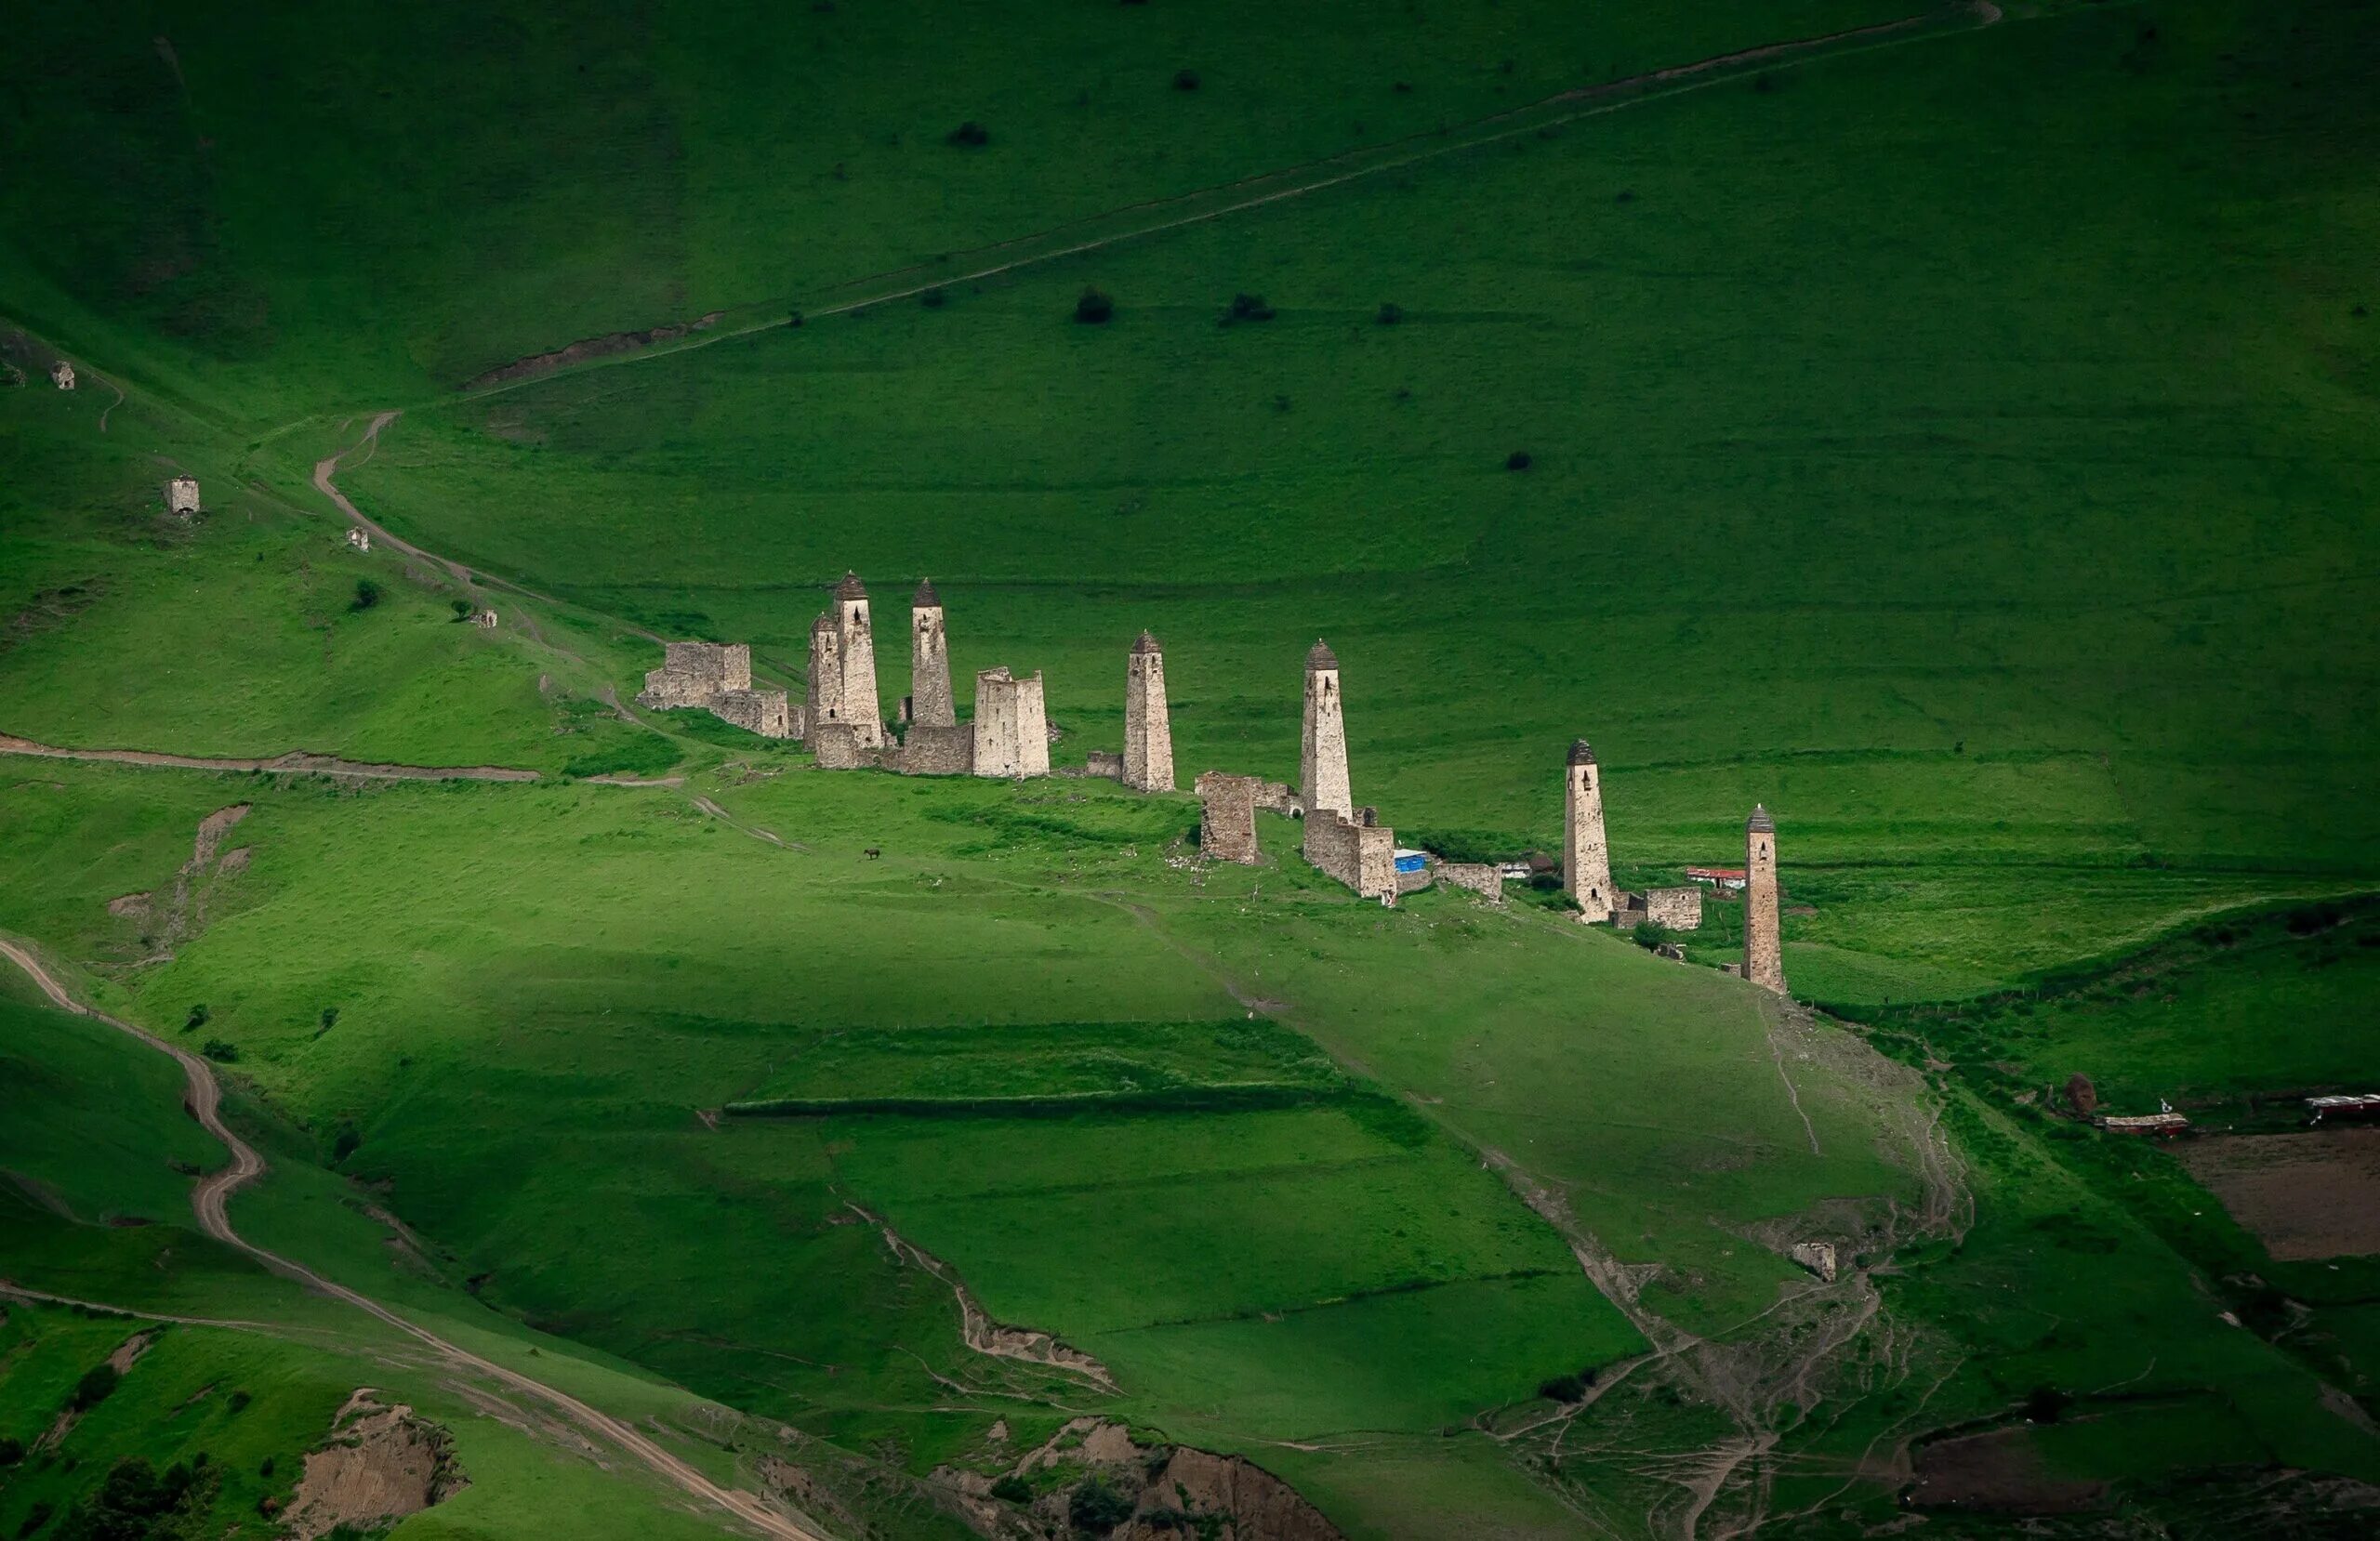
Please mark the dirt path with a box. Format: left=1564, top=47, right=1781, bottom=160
left=0, top=732, right=539, bottom=784
left=0, top=934, right=824, bottom=1541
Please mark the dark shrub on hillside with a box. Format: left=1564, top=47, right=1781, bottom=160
left=1631, top=922, right=1672, bottom=953
left=989, top=1474, right=1031, bottom=1504
left=946, top=121, right=990, bottom=147
left=1075, top=288, right=1115, bottom=324
left=319, top=1008, right=339, bottom=1033
left=1537, top=1373, right=1586, bottom=1403
left=258, top=1455, right=275, bottom=1478
left=227, top=1390, right=252, bottom=1413
left=349, top=579, right=380, bottom=612
left=919, top=287, right=945, bottom=309
left=787, top=310, right=805, bottom=328
left=183, top=1004, right=209, bottom=1033
left=2023, top=1386, right=2071, bottom=1424
left=1223, top=292, right=1275, bottom=323
left=2064, top=1073, right=2097, bottom=1117
left=449, top=599, right=472, bottom=619
left=16, top=1501, right=51, bottom=1538
left=1376, top=301, right=1404, bottom=324
left=1068, top=1478, right=1135, bottom=1534
left=1506, top=450, right=1532, bottom=470
left=2287, top=902, right=2343, bottom=935
left=202, top=1038, right=240, bottom=1063
left=332, top=1123, right=361, bottom=1163
left=0, top=1436, right=22, bottom=1467
left=1172, top=68, right=1200, bottom=90
left=72, top=1364, right=119, bottom=1410
left=53, top=1456, right=218, bottom=1541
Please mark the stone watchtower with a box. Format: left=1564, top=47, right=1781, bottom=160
left=1123, top=631, right=1175, bottom=793
left=1300, top=640, right=1352, bottom=820
left=1563, top=740, right=1613, bottom=923
left=972, top=668, right=1050, bottom=778
left=806, top=612, right=843, bottom=731
left=834, top=572, right=883, bottom=747
left=1744, top=804, right=1786, bottom=994
left=910, top=580, right=956, bottom=728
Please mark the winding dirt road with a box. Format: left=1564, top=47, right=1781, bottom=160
left=0, top=935, right=824, bottom=1541
left=0, top=732, right=539, bottom=783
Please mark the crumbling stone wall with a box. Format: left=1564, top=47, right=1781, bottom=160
left=165, top=476, right=201, bottom=517
left=1744, top=805, right=1786, bottom=994
left=910, top=581, right=956, bottom=728
left=806, top=614, right=841, bottom=739
left=813, top=723, right=886, bottom=770
left=972, top=668, right=1051, bottom=778
left=1303, top=808, right=1396, bottom=902
left=1564, top=740, right=1613, bottom=922
left=1300, top=641, right=1352, bottom=819
left=637, top=642, right=752, bottom=709
left=1436, top=863, right=1504, bottom=902
left=713, top=688, right=793, bottom=739
left=50, top=360, right=74, bottom=389
left=1252, top=780, right=1302, bottom=818
left=1196, top=772, right=1262, bottom=864
left=896, top=724, right=974, bottom=775
left=1645, top=885, right=1702, bottom=929
left=1123, top=632, right=1175, bottom=793
left=1083, top=749, right=1124, bottom=781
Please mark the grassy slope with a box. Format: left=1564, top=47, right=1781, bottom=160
left=313, top=0, right=2380, bottom=994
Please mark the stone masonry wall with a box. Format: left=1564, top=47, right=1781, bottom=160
left=1303, top=809, right=1396, bottom=902
left=165, top=476, right=201, bottom=516
left=972, top=668, right=1051, bottom=779
left=1083, top=750, right=1124, bottom=781
left=1436, top=863, right=1504, bottom=902
left=638, top=642, right=751, bottom=709
left=1196, top=772, right=1262, bottom=864
left=1644, top=885, right=1703, bottom=929
left=712, top=688, right=793, bottom=739
left=806, top=621, right=841, bottom=740
left=896, top=723, right=974, bottom=775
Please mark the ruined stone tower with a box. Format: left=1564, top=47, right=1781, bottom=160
left=834, top=572, right=883, bottom=747
left=972, top=668, right=1050, bottom=779
left=910, top=580, right=956, bottom=729
left=1563, top=740, right=1613, bottom=923
left=1123, top=631, right=1175, bottom=794
left=1744, top=804, right=1786, bottom=994
left=1300, top=640, right=1352, bottom=820
left=806, top=612, right=842, bottom=731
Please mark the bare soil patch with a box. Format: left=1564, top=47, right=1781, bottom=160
left=462, top=311, right=724, bottom=392
left=2179, top=1127, right=2380, bottom=1260
left=1910, top=1426, right=2105, bottom=1514
left=282, top=1390, right=466, bottom=1541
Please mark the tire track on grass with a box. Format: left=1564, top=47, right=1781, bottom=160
left=0, top=934, right=827, bottom=1541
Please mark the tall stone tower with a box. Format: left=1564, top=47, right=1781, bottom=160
left=1300, top=640, right=1352, bottom=820
left=806, top=612, right=842, bottom=731
left=972, top=668, right=1051, bottom=779
left=1744, top=804, right=1786, bottom=994
left=910, top=579, right=956, bottom=728
left=834, top=572, right=882, bottom=747
left=1123, top=631, right=1175, bottom=794
left=1563, top=740, right=1613, bottom=923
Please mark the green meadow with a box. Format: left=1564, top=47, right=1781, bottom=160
left=4, top=0, right=2378, bottom=1534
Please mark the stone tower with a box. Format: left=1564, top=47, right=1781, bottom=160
left=834, top=572, right=882, bottom=747
left=1123, top=631, right=1175, bottom=794
left=1300, top=640, right=1352, bottom=820
left=1744, top=805, right=1786, bottom=994
left=806, top=612, right=842, bottom=731
left=972, top=668, right=1051, bottom=779
left=910, top=579, right=956, bottom=729
left=1563, top=740, right=1613, bottom=923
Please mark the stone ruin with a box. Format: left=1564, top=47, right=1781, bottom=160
left=346, top=527, right=371, bottom=551
left=1196, top=772, right=1263, bottom=864
left=165, top=475, right=201, bottom=517
left=50, top=360, right=74, bottom=390
left=638, top=641, right=796, bottom=740
left=1789, top=1240, right=1838, bottom=1284
left=1613, top=885, right=1703, bottom=932
left=972, top=667, right=1050, bottom=779
left=1123, top=631, right=1174, bottom=793
left=471, top=609, right=498, bottom=629
left=1435, top=863, right=1504, bottom=902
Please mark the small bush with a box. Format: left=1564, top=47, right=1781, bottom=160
left=259, top=1455, right=275, bottom=1478
left=73, top=1363, right=120, bottom=1410
left=202, top=1038, right=240, bottom=1063
left=2023, top=1385, right=2072, bottom=1424
left=1631, top=922, right=1673, bottom=953
left=349, top=579, right=381, bottom=612
left=1506, top=450, right=1532, bottom=470
left=1068, top=1477, right=1136, bottom=1534
left=1222, top=292, right=1275, bottom=324
left=1537, top=1373, right=1586, bottom=1403
left=1075, top=287, right=1115, bottom=324
left=945, top=121, right=990, bottom=147
left=319, top=1007, right=339, bottom=1033
left=1172, top=68, right=1199, bottom=90
left=183, top=1004, right=209, bottom=1033
left=332, top=1124, right=361, bottom=1163
left=16, top=1500, right=52, bottom=1538
left=1376, top=301, right=1404, bottom=324
left=919, top=286, right=946, bottom=309
left=0, top=1436, right=23, bottom=1467
left=787, top=310, right=805, bottom=328
left=989, top=1474, right=1031, bottom=1504
left=227, top=1390, right=252, bottom=1414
